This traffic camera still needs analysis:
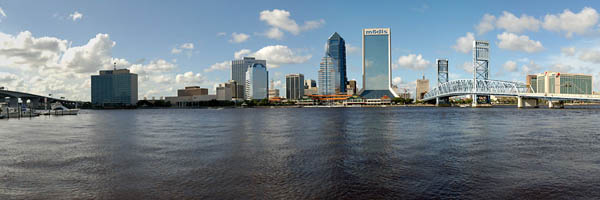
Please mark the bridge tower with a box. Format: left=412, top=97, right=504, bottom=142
left=472, top=40, right=490, bottom=106
left=436, top=59, right=449, bottom=106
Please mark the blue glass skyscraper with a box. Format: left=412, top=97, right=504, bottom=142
left=326, top=32, right=347, bottom=94
left=359, top=28, right=398, bottom=99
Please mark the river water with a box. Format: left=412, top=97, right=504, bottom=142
left=1, top=107, right=599, bottom=199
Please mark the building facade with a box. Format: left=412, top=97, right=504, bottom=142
left=232, top=57, right=266, bottom=98
left=304, top=79, right=317, bottom=89
left=346, top=80, right=357, bottom=95
left=178, top=86, right=208, bottom=97
left=286, top=74, right=304, bottom=100
left=416, top=76, right=430, bottom=101
left=319, top=56, right=336, bottom=95
left=91, top=68, right=138, bottom=106
left=245, top=63, right=269, bottom=100
left=529, top=72, right=592, bottom=95
left=326, top=32, right=347, bottom=93
left=216, top=81, right=237, bottom=101
left=359, top=28, right=398, bottom=99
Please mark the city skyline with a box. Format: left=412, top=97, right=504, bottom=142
left=2, top=1, right=600, bottom=101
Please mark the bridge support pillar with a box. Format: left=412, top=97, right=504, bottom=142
left=548, top=100, right=564, bottom=109
left=518, top=97, right=538, bottom=108
left=436, top=97, right=450, bottom=107
left=471, top=94, right=477, bottom=107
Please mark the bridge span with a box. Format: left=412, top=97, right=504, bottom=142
left=423, top=79, right=600, bottom=108
left=0, top=89, right=81, bottom=108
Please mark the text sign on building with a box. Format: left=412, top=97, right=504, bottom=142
left=364, top=28, right=390, bottom=35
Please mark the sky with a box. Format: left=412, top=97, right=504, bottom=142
left=1, top=0, right=600, bottom=100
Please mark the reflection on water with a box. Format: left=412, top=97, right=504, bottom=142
left=1, top=107, right=600, bottom=199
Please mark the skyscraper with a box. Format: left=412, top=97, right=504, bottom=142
left=91, top=68, right=138, bottom=106
left=245, top=63, right=269, bottom=100
left=232, top=57, right=266, bottom=98
left=326, top=32, right=347, bottom=93
left=359, top=28, right=398, bottom=99
left=286, top=74, right=304, bottom=100
left=319, top=56, right=336, bottom=95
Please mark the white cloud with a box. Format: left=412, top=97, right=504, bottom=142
left=230, top=32, right=250, bottom=43
left=561, top=46, right=576, bottom=56
left=60, top=33, right=116, bottom=73
left=216, top=32, right=227, bottom=37
left=171, top=43, right=194, bottom=54
left=578, top=49, right=600, bottom=63
left=241, top=45, right=311, bottom=68
left=522, top=60, right=541, bottom=75
left=234, top=49, right=251, bottom=59
left=496, top=11, right=540, bottom=33
left=497, top=32, right=544, bottom=53
left=396, top=54, right=431, bottom=70
left=392, top=77, right=403, bottom=85
left=265, top=27, right=284, bottom=40
left=475, top=14, right=496, bottom=35
left=259, top=9, right=325, bottom=39
left=542, top=7, right=599, bottom=38
left=69, top=11, right=83, bottom=21
left=176, top=71, right=205, bottom=84
left=346, top=43, right=359, bottom=53
left=452, top=32, right=474, bottom=53
left=462, top=62, right=473, bottom=73
left=204, top=61, right=230, bottom=72
left=503, top=60, right=518, bottom=72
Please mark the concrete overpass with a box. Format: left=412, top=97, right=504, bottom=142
left=0, top=89, right=82, bottom=109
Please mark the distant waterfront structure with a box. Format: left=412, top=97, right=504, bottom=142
left=346, top=80, right=357, bottom=95
left=245, top=63, right=269, bottom=100
left=286, top=74, right=304, bottom=100
left=359, top=28, right=398, bottom=98
left=91, top=68, right=138, bottom=106
left=416, top=76, right=429, bottom=101
left=528, top=72, right=592, bottom=95
left=326, top=32, right=347, bottom=93
left=178, top=86, right=207, bottom=97
left=232, top=57, right=266, bottom=98
left=216, top=81, right=237, bottom=101
left=473, top=40, right=490, bottom=105
left=319, top=56, right=336, bottom=95
left=268, top=80, right=280, bottom=98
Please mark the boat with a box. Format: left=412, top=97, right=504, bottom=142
left=40, top=102, right=79, bottom=115
left=0, top=103, right=39, bottom=118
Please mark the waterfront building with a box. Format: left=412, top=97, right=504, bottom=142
left=359, top=28, right=398, bottom=98
left=232, top=57, right=266, bottom=98
left=178, top=86, right=208, bottom=97
left=268, top=88, right=280, bottom=98
left=216, top=82, right=237, bottom=101
left=416, top=76, right=429, bottom=101
left=245, top=63, right=269, bottom=100
left=319, top=56, right=336, bottom=95
left=286, top=74, right=304, bottom=100
left=346, top=80, right=357, bottom=95
left=529, top=72, right=592, bottom=94
left=304, top=79, right=317, bottom=89
left=326, top=32, right=347, bottom=93
left=91, top=68, right=138, bottom=106
left=304, top=87, right=319, bottom=96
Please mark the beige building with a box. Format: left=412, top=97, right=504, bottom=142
left=268, top=89, right=280, bottom=98
left=528, top=72, right=592, bottom=95
left=415, top=76, right=429, bottom=101
left=346, top=80, right=357, bottom=95
left=177, top=86, right=208, bottom=97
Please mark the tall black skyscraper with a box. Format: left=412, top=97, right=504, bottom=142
left=326, top=32, right=347, bottom=93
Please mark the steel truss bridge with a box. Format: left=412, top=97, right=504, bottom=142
left=423, top=79, right=600, bottom=106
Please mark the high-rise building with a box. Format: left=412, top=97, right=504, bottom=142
left=359, top=28, right=398, bottom=99
left=232, top=57, right=266, bottom=98
left=326, top=32, right=347, bottom=93
left=216, top=81, right=237, bottom=101
left=319, top=56, right=336, bottom=95
left=346, top=80, right=357, bottom=95
left=245, top=63, right=269, bottom=100
left=91, top=68, right=138, bottom=106
left=416, top=76, right=429, bottom=101
left=286, top=74, right=304, bottom=100
left=530, top=72, right=592, bottom=95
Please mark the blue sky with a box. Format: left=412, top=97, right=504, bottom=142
left=1, top=0, right=600, bottom=100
